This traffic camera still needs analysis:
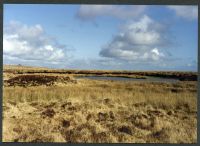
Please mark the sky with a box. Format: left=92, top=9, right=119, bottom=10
left=3, top=4, right=198, bottom=71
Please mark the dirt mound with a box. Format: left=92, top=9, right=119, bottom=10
left=4, top=75, right=77, bottom=87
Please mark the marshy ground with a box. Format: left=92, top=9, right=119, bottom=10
left=2, top=65, right=197, bottom=143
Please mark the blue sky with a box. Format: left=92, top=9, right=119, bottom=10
left=3, top=4, right=198, bottom=71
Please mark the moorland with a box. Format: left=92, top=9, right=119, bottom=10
left=2, top=65, right=198, bottom=143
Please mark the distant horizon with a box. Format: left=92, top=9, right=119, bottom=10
left=3, top=64, right=198, bottom=72
left=3, top=4, right=198, bottom=71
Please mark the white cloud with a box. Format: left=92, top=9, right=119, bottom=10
left=100, top=15, right=169, bottom=62
left=3, top=21, right=69, bottom=66
left=76, top=5, right=146, bottom=20
left=121, top=15, right=162, bottom=45
left=167, top=6, right=198, bottom=20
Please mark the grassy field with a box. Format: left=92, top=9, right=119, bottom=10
left=3, top=65, right=197, bottom=143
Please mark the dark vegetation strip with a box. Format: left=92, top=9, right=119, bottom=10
left=4, top=75, right=76, bottom=87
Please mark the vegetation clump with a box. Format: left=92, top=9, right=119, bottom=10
left=5, top=75, right=77, bottom=87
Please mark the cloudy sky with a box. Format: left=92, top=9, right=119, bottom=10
left=3, top=4, right=198, bottom=71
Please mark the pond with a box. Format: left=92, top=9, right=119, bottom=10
left=75, top=76, right=180, bottom=83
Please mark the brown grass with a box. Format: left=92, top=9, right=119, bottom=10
left=2, top=70, right=197, bottom=143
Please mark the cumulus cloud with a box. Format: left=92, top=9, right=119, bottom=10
left=76, top=5, right=146, bottom=20
left=167, top=6, right=198, bottom=20
left=3, top=21, right=69, bottom=66
left=99, top=15, right=169, bottom=62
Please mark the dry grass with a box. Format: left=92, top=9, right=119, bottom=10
left=2, top=71, right=197, bottom=143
